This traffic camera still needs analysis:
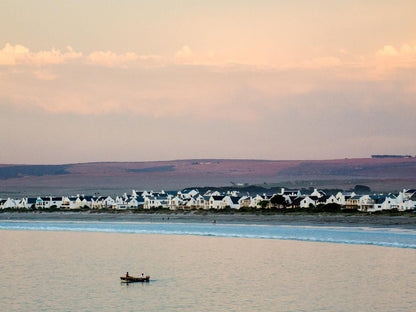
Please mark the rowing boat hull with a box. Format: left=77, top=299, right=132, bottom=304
left=120, top=276, right=150, bottom=283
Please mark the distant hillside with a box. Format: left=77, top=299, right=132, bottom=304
left=0, top=158, right=415, bottom=196
left=0, top=165, right=70, bottom=179
left=371, top=155, right=413, bottom=158
left=1, top=158, right=416, bottom=179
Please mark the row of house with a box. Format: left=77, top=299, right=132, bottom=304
left=1, top=188, right=416, bottom=212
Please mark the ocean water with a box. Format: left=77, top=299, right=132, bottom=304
left=1, top=223, right=416, bottom=311
left=0, top=220, right=416, bottom=249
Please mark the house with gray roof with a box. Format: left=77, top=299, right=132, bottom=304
left=222, top=196, right=241, bottom=209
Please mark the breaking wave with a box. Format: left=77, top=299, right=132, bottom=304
left=1, top=221, right=416, bottom=249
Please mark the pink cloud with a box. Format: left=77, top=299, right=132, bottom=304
left=0, top=43, right=82, bottom=66
left=87, top=51, right=139, bottom=67
left=376, top=44, right=416, bottom=57
left=1, top=42, right=415, bottom=123
left=0, top=43, right=29, bottom=65
left=376, top=45, right=399, bottom=56
left=374, top=43, right=416, bottom=70
left=174, top=45, right=194, bottom=64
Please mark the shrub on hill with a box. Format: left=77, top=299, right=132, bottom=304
left=353, top=185, right=371, bottom=194
left=310, top=203, right=343, bottom=213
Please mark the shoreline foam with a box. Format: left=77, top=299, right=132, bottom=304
left=1, top=211, right=415, bottom=229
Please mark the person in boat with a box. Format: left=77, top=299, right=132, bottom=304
left=126, top=272, right=129, bottom=278
left=141, top=272, right=145, bottom=278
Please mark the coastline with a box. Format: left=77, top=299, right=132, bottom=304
left=1, top=211, right=416, bottom=229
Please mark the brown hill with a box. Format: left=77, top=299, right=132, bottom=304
left=1, top=158, right=415, bottom=196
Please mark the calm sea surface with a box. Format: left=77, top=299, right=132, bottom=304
left=1, top=222, right=415, bottom=311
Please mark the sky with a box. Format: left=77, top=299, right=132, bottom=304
left=1, top=0, right=415, bottom=164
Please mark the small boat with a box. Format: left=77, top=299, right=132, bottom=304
left=120, top=275, right=150, bottom=283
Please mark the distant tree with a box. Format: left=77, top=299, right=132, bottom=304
left=270, top=195, right=287, bottom=208
left=312, top=203, right=342, bottom=213
left=258, top=200, right=269, bottom=209
left=353, top=185, right=371, bottom=194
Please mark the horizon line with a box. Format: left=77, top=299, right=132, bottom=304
left=1, top=156, right=415, bottom=166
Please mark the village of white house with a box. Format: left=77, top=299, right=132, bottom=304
left=1, top=187, right=416, bottom=213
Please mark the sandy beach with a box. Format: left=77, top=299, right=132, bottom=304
left=1, top=211, right=415, bottom=228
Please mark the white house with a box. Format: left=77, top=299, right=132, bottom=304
left=183, top=197, right=198, bottom=209
left=399, top=199, right=416, bottom=211
left=61, top=196, right=77, bottom=209
left=1, top=198, right=19, bottom=209
left=326, top=195, right=338, bottom=204
left=280, top=188, right=302, bottom=197
left=251, top=194, right=264, bottom=208
left=72, top=195, right=94, bottom=209
left=358, top=195, right=374, bottom=212
left=18, top=198, right=36, bottom=209
left=90, top=196, right=115, bottom=209
left=133, top=190, right=151, bottom=198
left=403, top=189, right=416, bottom=199
left=168, top=195, right=182, bottom=210
left=336, top=192, right=356, bottom=206
left=35, top=196, right=62, bottom=209
left=143, top=196, right=154, bottom=209
left=222, top=196, right=241, bottom=209
left=112, top=202, right=128, bottom=209
left=310, top=189, right=325, bottom=198
left=238, top=196, right=252, bottom=208
left=209, top=195, right=225, bottom=209
left=102, top=196, right=115, bottom=208
left=126, top=197, right=139, bottom=209
left=204, top=190, right=221, bottom=197
left=111, top=196, right=128, bottom=209
left=202, top=196, right=211, bottom=209
left=126, top=196, right=144, bottom=208
left=144, top=195, right=169, bottom=209
left=226, top=190, right=240, bottom=197
left=50, top=197, right=63, bottom=208
left=364, top=195, right=397, bottom=212
left=80, top=196, right=95, bottom=208
left=300, top=196, right=317, bottom=208
left=92, top=196, right=104, bottom=209
left=194, top=194, right=206, bottom=209
left=36, top=197, right=51, bottom=209
left=179, top=189, right=199, bottom=199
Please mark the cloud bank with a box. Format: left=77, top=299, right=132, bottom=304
left=1, top=42, right=415, bottom=162
left=1, top=42, right=415, bottom=117
left=0, top=43, right=82, bottom=66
